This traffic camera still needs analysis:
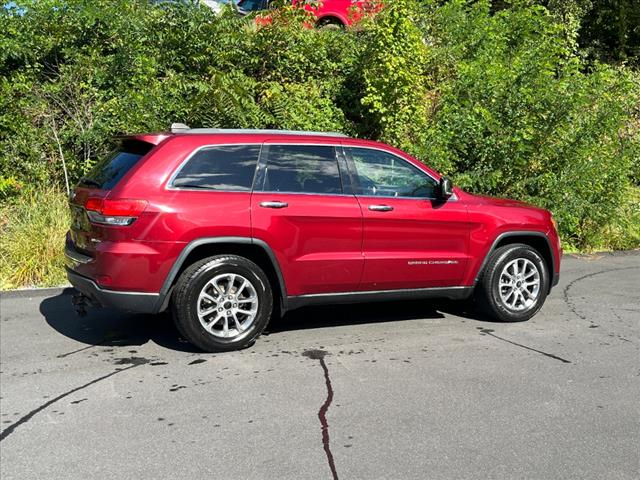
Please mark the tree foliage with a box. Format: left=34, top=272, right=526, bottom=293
left=1, top=0, right=638, bottom=251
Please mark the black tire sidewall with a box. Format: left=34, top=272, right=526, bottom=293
left=174, top=257, right=272, bottom=352
left=483, top=245, right=549, bottom=322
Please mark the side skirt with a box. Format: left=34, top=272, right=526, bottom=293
left=285, top=286, right=473, bottom=312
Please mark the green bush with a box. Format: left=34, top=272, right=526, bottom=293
left=415, top=1, right=640, bottom=249
left=0, top=0, right=638, bottom=287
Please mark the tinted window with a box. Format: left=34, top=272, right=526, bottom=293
left=237, top=0, right=267, bottom=12
left=259, top=145, right=342, bottom=194
left=346, top=147, right=437, bottom=198
left=80, top=140, right=152, bottom=190
left=172, top=145, right=260, bottom=191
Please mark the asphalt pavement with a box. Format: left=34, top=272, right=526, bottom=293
left=1, top=253, right=639, bottom=480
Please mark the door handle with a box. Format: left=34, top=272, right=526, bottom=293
left=260, top=201, right=289, bottom=209
left=368, top=204, right=394, bottom=212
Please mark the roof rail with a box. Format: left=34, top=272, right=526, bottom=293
left=169, top=123, right=348, bottom=138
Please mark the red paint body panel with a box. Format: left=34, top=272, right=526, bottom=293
left=300, top=0, right=382, bottom=26
left=357, top=196, right=470, bottom=290
left=66, top=130, right=561, bottom=303
left=251, top=192, right=363, bottom=295
left=257, top=0, right=382, bottom=27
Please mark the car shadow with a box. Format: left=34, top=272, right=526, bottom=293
left=39, top=289, right=200, bottom=353
left=265, top=297, right=496, bottom=334
left=40, top=289, right=497, bottom=353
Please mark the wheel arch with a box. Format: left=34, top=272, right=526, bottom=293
left=315, top=14, right=346, bottom=28
left=155, top=237, right=286, bottom=313
left=474, top=231, right=556, bottom=291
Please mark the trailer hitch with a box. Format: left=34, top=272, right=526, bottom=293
left=71, top=292, right=92, bottom=317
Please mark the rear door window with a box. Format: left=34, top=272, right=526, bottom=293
left=79, top=140, right=153, bottom=190
left=257, top=145, right=342, bottom=195
left=171, top=145, right=260, bottom=191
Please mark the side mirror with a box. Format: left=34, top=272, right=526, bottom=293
left=438, top=176, right=453, bottom=200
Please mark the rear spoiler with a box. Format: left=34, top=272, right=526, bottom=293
left=113, top=134, right=169, bottom=145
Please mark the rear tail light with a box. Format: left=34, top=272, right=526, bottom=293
left=84, top=198, right=148, bottom=226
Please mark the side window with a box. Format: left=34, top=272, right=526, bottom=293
left=237, top=0, right=268, bottom=12
left=259, top=145, right=342, bottom=195
left=345, top=147, right=437, bottom=198
left=172, top=145, right=260, bottom=191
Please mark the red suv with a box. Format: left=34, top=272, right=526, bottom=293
left=238, top=0, right=381, bottom=28
left=66, top=125, right=561, bottom=352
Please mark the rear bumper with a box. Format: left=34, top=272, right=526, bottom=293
left=66, top=268, right=160, bottom=314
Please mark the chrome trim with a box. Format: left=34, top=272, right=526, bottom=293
left=254, top=191, right=355, bottom=198
left=259, top=201, right=289, bottom=209
left=64, top=244, right=92, bottom=264
left=368, top=205, right=394, bottom=212
left=357, top=193, right=459, bottom=202
left=286, top=286, right=473, bottom=310
left=171, top=128, right=349, bottom=138
left=297, top=285, right=469, bottom=299
left=97, top=289, right=158, bottom=297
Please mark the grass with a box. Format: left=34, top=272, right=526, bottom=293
left=602, top=185, right=640, bottom=251
left=0, top=187, right=69, bottom=289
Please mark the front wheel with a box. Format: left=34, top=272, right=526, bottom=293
left=171, top=255, right=273, bottom=352
left=476, top=244, right=549, bottom=322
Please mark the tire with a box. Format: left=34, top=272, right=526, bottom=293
left=476, top=244, right=549, bottom=322
left=171, top=255, right=273, bottom=352
left=316, top=19, right=344, bottom=30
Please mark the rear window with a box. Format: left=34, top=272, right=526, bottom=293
left=79, top=140, right=153, bottom=190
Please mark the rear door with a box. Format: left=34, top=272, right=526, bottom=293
left=251, top=142, right=363, bottom=296
left=344, top=146, right=470, bottom=290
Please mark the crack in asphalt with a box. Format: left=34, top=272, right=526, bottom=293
left=0, top=364, right=140, bottom=442
left=55, top=331, right=128, bottom=359
left=562, top=266, right=640, bottom=320
left=303, top=349, right=338, bottom=480
left=478, top=328, right=572, bottom=364
left=56, top=343, right=102, bottom=359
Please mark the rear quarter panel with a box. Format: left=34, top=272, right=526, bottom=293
left=107, top=136, right=254, bottom=292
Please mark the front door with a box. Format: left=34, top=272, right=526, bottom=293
left=344, top=146, right=470, bottom=291
left=251, top=142, right=363, bottom=296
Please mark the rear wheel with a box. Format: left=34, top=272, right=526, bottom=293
left=476, top=244, right=549, bottom=322
left=316, top=18, right=344, bottom=30
left=171, top=255, right=273, bottom=352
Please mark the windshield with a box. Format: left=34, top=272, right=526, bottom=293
left=237, top=0, right=267, bottom=13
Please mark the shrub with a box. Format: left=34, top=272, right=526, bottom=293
left=415, top=0, right=640, bottom=249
